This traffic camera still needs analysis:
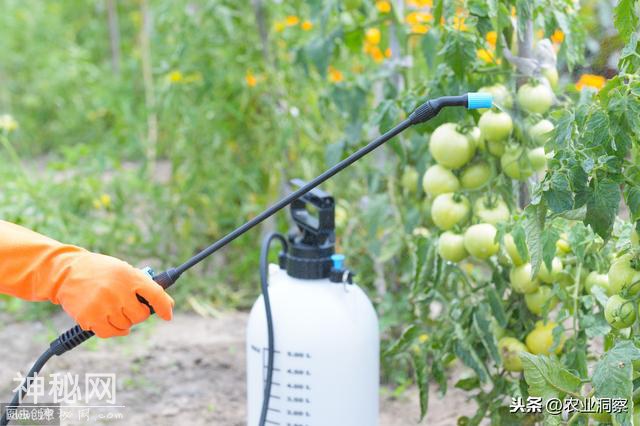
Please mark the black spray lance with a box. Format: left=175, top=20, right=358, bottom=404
left=0, top=92, right=492, bottom=425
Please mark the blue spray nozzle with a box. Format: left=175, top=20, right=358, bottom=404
left=467, top=92, right=493, bottom=110
left=331, top=254, right=345, bottom=270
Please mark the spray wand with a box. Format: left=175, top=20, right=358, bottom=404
left=0, top=92, right=492, bottom=425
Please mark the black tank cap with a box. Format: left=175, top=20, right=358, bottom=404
left=284, top=179, right=335, bottom=279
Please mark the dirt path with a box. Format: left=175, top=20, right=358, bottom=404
left=0, top=311, right=474, bottom=425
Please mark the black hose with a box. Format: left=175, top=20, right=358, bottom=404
left=0, top=348, right=55, bottom=426
left=258, top=233, right=287, bottom=426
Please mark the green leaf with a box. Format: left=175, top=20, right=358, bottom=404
left=544, top=172, right=574, bottom=213
left=619, top=32, right=640, bottom=73
left=384, top=324, right=420, bottom=357
left=521, top=353, right=582, bottom=400
left=585, top=178, right=620, bottom=239
left=432, top=0, right=444, bottom=27
left=541, top=229, right=560, bottom=272
left=454, top=324, right=490, bottom=383
left=581, top=313, right=611, bottom=338
left=512, top=224, right=528, bottom=263
left=420, top=30, right=439, bottom=70
left=439, top=32, right=475, bottom=80
left=624, top=186, right=640, bottom=222
left=592, top=341, right=640, bottom=425
left=614, top=0, right=639, bottom=43
left=410, top=350, right=429, bottom=420
left=550, top=109, right=574, bottom=150
left=524, top=203, right=546, bottom=276
left=473, top=308, right=501, bottom=365
left=455, top=376, right=480, bottom=391
left=486, top=287, right=508, bottom=327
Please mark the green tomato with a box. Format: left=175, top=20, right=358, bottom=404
left=527, top=147, right=547, bottom=172
left=556, top=237, right=571, bottom=255
left=528, top=119, right=555, bottom=145
left=412, top=227, right=432, bottom=238
left=510, top=263, right=540, bottom=294
left=437, top=231, right=468, bottom=262
left=605, top=295, right=637, bottom=329
left=525, top=321, right=564, bottom=355
left=463, top=223, right=499, bottom=259
left=524, top=286, right=558, bottom=316
left=498, top=337, right=528, bottom=372
left=541, top=66, right=559, bottom=90
left=585, top=271, right=610, bottom=295
left=473, top=195, right=510, bottom=225
left=431, top=193, right=470, bottom=230
left=487, top=140, right=506, bottom=157
left=517, top=83, right=554, bottom=115
left=504, top=233, right=528, bottom=266
left=422, top=164, right=460, bottom=196
left=608, top=253, right=640, bottom=295
left=467, top=127, right=484, bottom=151
left=460, top=161, right=492, bottom=190
left=478, top=84, right=513, bottom=111
left=478, top=110, right=513, bottom=143
left=401, top=166, right=419, bottom=194
left=429, top=123, right=476, bottom=169
left=538, top=257, right=563, bottom=284
left=501, top=146, right=534, bottom=181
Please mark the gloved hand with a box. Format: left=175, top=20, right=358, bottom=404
left=0, top=220, right=174, bottom=337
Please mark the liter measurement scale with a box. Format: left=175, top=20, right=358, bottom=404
left=246, top=184, right=378, bottom=426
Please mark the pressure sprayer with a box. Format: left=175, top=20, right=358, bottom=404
left=0, top=92, right=492, bottom=426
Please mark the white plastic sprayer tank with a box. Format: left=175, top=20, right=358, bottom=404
left=246, top=262, right=379, bottom=426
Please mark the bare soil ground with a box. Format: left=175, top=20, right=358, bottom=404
left=0, top=311, right=475, bottom=425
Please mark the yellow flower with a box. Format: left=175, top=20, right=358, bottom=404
left=511, top=6, right=516, bottom=17
left=418, top=334, right=429, bottom=343
left=365, top=27, right=381, bottom=45
left=301, top=20, right=313, bottom=31
left=245, top=71, right=258, bottom=87
left=376, top=1, right=391, bottom=13
left=385, top=47, right=392, bottom=58
left=453, top=16, right=468, bottom=31
left=93, top=193, right=111, bottom=209
left=328, top=66, right=344, bottom=83
left=485, top=31, right=497, bottom=48
left=406, top=0, right=433, bottom=7
left=410, top=24, right=429, bottom=34
left=166, top=70, right=184, bottom=84
left=477, top=48, right=500, bottom=64
left=575, top=74, right=606, bottom=91
left=405, top=11, right=432, bottom=25
left=285, top=15, right=299, bottom=26
left=0, top=114, right=18, bottom=132
left=274, top=21, right=286, bottom=32
left=370, top=46, right=384, bottom=63
left=551, top=29, right=564, bottom=44
left=100, top=194, right=111, bottom=208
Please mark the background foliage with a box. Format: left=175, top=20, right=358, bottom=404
left=1, top=0, right=640, bottom=423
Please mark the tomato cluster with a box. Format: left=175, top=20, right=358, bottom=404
left=407, top=77, right=636, bottom=374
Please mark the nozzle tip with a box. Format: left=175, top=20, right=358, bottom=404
left=467, top=92, right=493, bottom=110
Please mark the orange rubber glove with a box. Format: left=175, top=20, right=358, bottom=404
left=0, top=220, right=174, bottom=337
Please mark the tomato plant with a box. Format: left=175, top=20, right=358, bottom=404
left=284, top=0, right=640, bottom=423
